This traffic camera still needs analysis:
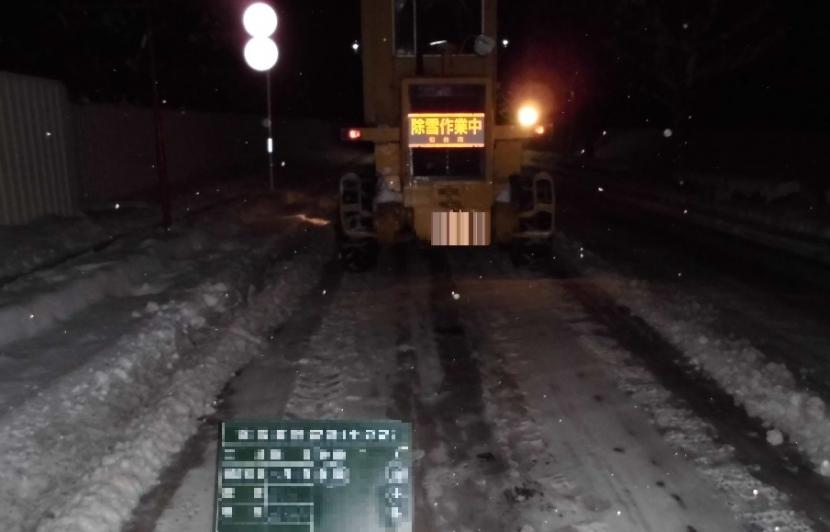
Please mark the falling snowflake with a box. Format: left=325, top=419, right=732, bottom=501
left=663, top=128, right=673, bottom=138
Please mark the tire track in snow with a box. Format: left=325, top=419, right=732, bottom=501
left=401, top=248, right=516, bottom=532
left=547, top=240, right=824, bottom=531
left=446, top=249, right=749, bottom=531
left=452, top=251, right=641, bottom=532
left=384, top=243, right=442, bottom=532
left=563, top=293, right=820, bottom=531
left=282, top=247, right=402, bottom=422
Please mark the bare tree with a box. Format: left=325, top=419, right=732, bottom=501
left=602, top=0, right=783, bottom=171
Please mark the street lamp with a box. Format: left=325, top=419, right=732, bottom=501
left=243, top=2, right=279, bottom=191
left=243, top=2, right=278, bottom=37
left=244, top=37, right=279, bottom=71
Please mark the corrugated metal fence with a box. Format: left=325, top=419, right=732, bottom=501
left=0, top=71, right=340, bottom=225
left=0, top=71, right=76, bottom=225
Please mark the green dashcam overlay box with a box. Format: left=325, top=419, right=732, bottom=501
left=214, top=419, right=412, bottom=532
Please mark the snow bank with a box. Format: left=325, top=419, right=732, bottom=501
left=612, top=283, right=830, bottom=474
left=0, top=176, right=255, bottom=286
left=0, top=217, right=106, bottom=281
left=0, top=252, right=162, bottom=347
left=0, top=223, right=332, bottom=532
left=575, top=330, right=815, bottom=531
left=0, top=226, right=237, bottom=348
left=561, top=235, right=830, bottom=477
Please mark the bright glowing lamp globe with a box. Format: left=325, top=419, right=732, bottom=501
left=244, top=37, right=279, bottom=71
left=518, top=104, right=540, bottom=128
left=243, top=3, right=278, bottom=37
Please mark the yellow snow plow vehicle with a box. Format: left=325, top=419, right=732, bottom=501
left=340, top=0, right=554, bottom=267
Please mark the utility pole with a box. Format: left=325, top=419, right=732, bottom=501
left=242, top=2, right=280, bottom=193
left=266, top=72, right=275, bottom=191
left=145, top=0, right=172, bottom=228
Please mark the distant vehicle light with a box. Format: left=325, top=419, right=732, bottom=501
left=243, top=3, right=278, bottom=37
left=518, top=104, right=540, bottom=128
left=534, top=125, right=546, bottom=135
left=244, top=37, right=279, bottom=71
left=347, top=129, right=362, bottom=140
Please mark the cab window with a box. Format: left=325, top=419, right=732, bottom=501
left=395, top=0, right=483, bottom=56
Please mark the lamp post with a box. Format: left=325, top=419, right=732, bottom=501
left=242, top=3, right=279, bottom=191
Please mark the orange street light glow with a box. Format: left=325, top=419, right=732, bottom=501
left=518, top=104, right=540, bottom=128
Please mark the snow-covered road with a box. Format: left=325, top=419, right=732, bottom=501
left=125, top=243, right=820, bottom=531
left=2, top=179, right=828, bottom=531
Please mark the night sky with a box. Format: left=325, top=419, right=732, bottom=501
left=0, top=1, right=825, bottom=132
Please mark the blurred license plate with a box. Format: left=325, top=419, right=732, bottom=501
left=431, top=211, right=490, bottom=246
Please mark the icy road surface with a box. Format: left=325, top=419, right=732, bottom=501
left=131, top=244, right=817, bottom=532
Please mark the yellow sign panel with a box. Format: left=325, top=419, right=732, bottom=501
left=408, top=113, right=485, bottom=148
